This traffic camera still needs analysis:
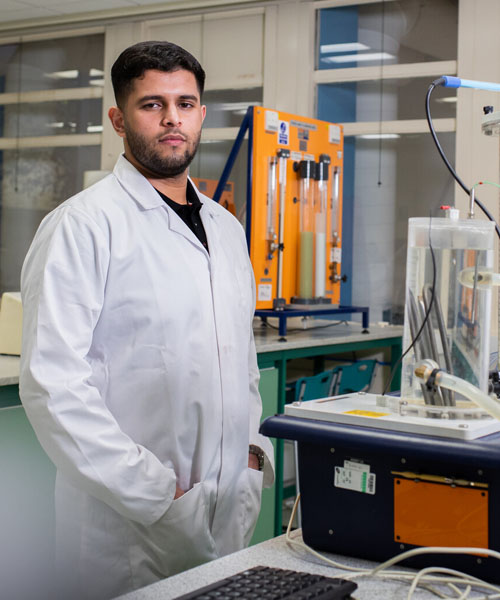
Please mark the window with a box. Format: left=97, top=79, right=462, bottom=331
left=0, top=33, right=104, bottom=295
left=315, top=0, right=458, bottom=322
left=317, top=0, right=458, bottom=70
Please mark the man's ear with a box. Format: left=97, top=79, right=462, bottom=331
left=108, top=106, right=126, bottom=138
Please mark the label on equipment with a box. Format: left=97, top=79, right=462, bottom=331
left=265, top=110, right=279, bottom=133
left=329, top=124, right=341, bottom=144
left=344, top=409, right=390, bottom=418
left=344, top=460, right=370, bottom=473
left=335, top=466, right=376, bottom=494
left=278, top=120, right=289, bottom=145
left=258, top=284, right=272, bottom=301
left=331, top=247, right=342, bottom=262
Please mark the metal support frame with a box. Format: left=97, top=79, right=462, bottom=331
left=255, top=306, right=369, bottom=339
left=213, top=106, right=253, bottom=244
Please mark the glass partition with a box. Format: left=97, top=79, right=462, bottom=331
left=348, top=132, right=456, bottom=324
left=0, top=34, right=104, bottom=93
left=0, top=34, right=104, bottom=295
left=317, top=0, right=458, bottom=71
left=202, top=87, right=262, bottom=128
left=317, top=77, right=457, bottom=123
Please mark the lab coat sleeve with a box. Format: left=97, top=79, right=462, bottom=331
left=20, top=206, right=176, bottom=526
left=246, top=271, right=275, bottom=488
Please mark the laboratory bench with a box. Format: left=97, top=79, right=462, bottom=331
left=116, top=530, right=439, bottom=600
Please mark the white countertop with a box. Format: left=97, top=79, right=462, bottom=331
left=0, top=355, right=20, bottom=386
left=115, top=531, right=442, bottom=600
left=253, top=319, right=402, bottom=353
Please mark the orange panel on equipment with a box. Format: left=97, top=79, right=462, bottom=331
left=394, top=478, right=488, bottom=549
left=249, top=107, right=343, bottom=310
left=192, top=177, right=236, bottom=216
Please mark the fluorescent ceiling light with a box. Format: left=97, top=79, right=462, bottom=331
left=90, top=79, right=105, bottom=87
left=320, top=42, right=370, bottom=54
left=90, top=68, right=104, bottom=77
left=436, top=97, right=457, bottom=103
left=47, top=121, right=77, bottom=128
left=217, top=101, right=261, bottom=112
left=358, top=133, right=400, bottom=139
left=322, top=52, right=395, bottom=64
left=87, top=125, right=103, bottom=133
left=45, top=69, right=79, bottom=79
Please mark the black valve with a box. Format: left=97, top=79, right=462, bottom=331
left=489, top=370, right=500, bottom=397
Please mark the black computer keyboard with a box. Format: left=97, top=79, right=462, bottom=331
left=174, top=565, right=358, bottom=599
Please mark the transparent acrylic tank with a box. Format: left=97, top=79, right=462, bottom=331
left=400, top=217, right=494, bottom=419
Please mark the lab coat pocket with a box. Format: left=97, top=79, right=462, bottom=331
left=243, top=467, right=264, bottom=547
left=128, top=482, right=218, bottom=583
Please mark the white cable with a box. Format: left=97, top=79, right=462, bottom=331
left=285, top=495, right=500, bottom=598
left=285, top=494, right=375, bottom=574
left=370, top=546, right=500, bottom=577
left=407, top=568, right=474, bottom=600
left=285, top=494, right=500, bottom=600
left=286, top=496, right=463, bottom=591
left=454, top=585, right=471, bottom=600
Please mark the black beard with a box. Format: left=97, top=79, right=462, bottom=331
left=125, top=127, right=200, bottom=178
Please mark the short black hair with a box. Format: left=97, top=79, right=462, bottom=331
left=111, top=41, right=206, bottom=108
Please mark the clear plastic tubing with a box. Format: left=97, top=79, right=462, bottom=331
left=415, top=360, right=500, bottom=421
left=436, top=371, right=500, bottom=420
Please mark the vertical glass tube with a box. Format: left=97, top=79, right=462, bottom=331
left=329, top=166, right=341, bottom=285
left=315, top=156, right=330, bottom=298
left=331, top=166, right=340, bottom=243
left=266, top=157, right=278, bottom=253
left=276, top=149, right=290, bottom=298
left=298, top=161, right=315, bottom=299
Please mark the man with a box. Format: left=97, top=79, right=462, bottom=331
left=20, top=41, right=274, bottom=600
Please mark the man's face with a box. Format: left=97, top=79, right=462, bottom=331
left=111, top=69, right=206, bottom=179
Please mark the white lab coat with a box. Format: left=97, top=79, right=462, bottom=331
left=19, top=155, right=275, bottom=600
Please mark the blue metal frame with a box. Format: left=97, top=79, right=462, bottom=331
left=255, top=306, right=369, bottom=338
left=212, top=106, right=254, bottom=250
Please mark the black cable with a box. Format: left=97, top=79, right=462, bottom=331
left=425, top=78, right=500, bottom=239
left=382, top=218, right=437, bottom=395
left=377, top=0, right=386, bottom=186
left=382, top=80, right=500, bottom=394
left=261, top=319, right=349, bottom=333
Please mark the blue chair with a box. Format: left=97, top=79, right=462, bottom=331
left=331, top=359, right=377, bottom=395
left=293, top=370, right=334, bottom=402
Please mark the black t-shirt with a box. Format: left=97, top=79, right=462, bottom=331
left=156, top=181, right=209, bottom=252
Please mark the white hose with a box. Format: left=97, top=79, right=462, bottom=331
left=459, top=267, right=500, bottom=289
left=415, top=359, right=500, bottom=421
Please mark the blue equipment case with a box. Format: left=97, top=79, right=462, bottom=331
left=260, top=414, right=500, bottom=582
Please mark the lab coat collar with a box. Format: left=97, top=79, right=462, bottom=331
left=113, top=154, right=164, bottom=210
left=113, top=154, right=221, bottom=218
